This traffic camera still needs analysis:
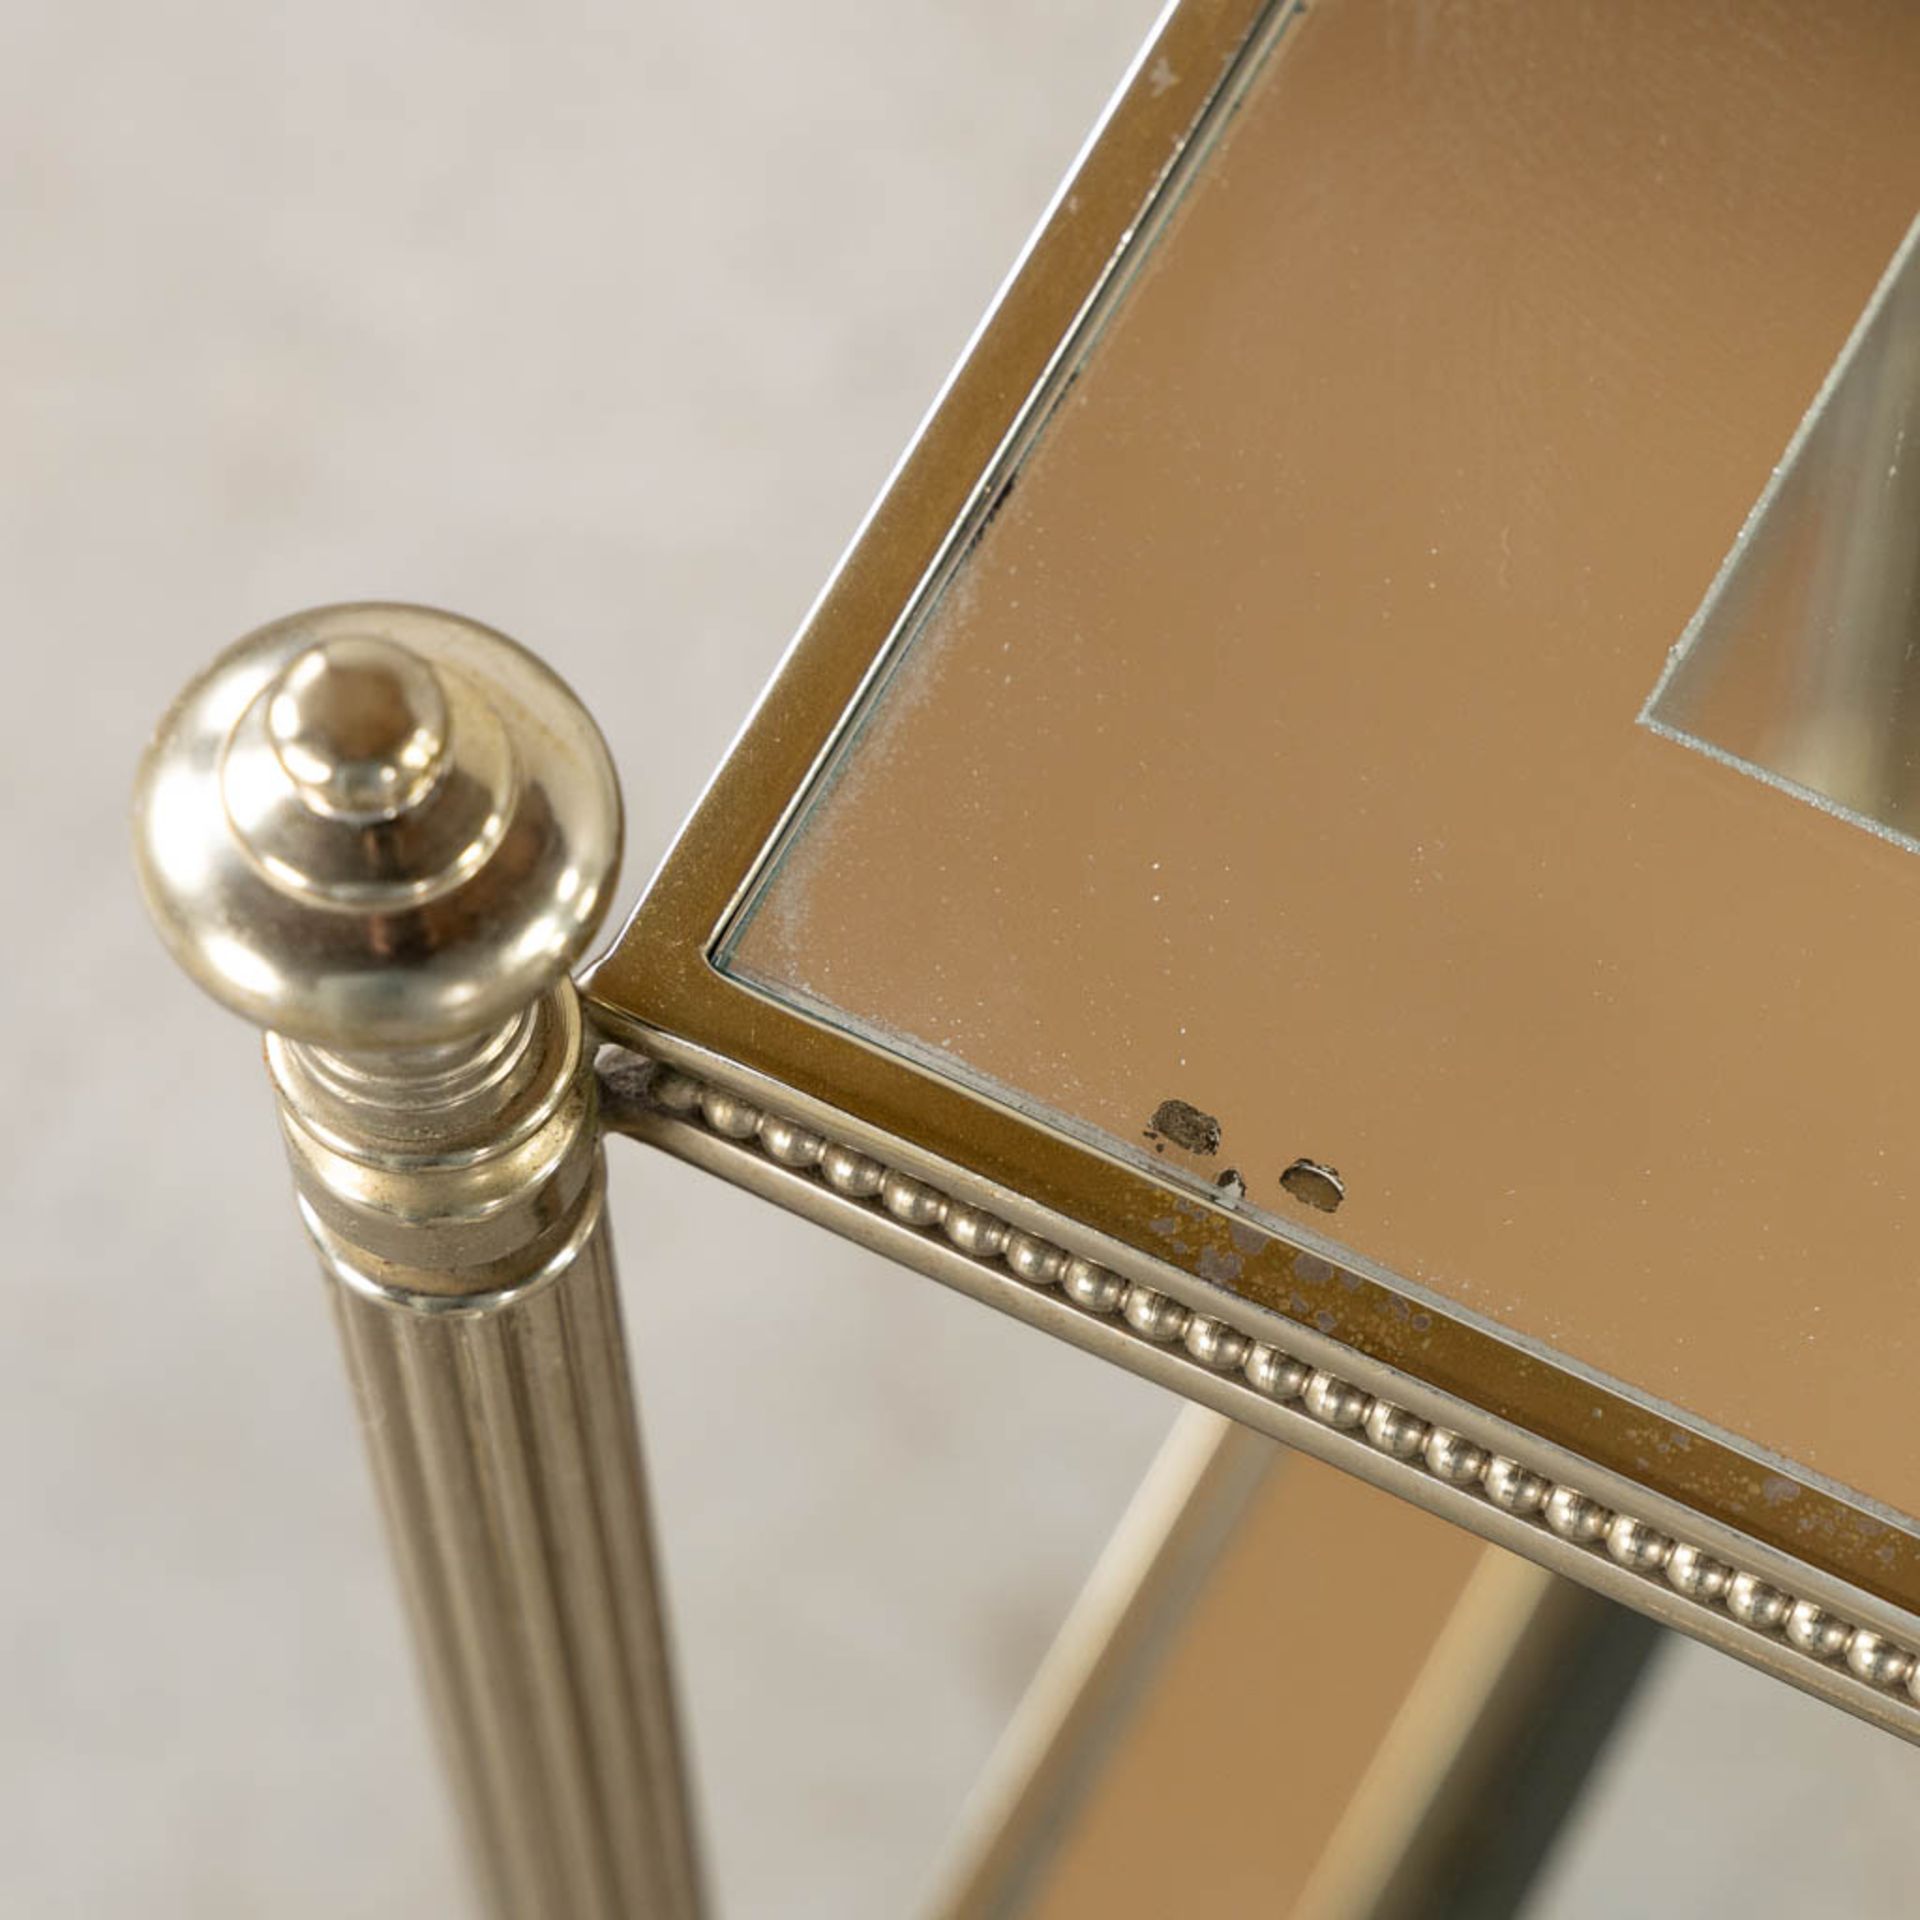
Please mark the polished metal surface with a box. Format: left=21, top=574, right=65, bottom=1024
left=269, top=986, right=602, bottom=1301
left=329, top=1200, right=702, bottom=1920
left=133, top=601, right=622, bottom=1049
left=134, top=606, right=702, bottom=1919
left=267, top=633, right=453, bottom=822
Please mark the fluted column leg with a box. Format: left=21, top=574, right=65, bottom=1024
left=328, top=1181, right=701, bottom=1920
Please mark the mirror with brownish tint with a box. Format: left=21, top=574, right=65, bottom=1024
left=713, top=0, right=1920, bottom=1542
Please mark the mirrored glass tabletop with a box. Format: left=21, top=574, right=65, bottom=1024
left=594, top=0, right=1920, bottom=1660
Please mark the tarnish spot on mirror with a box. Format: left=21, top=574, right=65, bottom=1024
left=1281, top=1159, right=1345, bottom=1213
left=1146, top=1098, right=1221, bottom=1155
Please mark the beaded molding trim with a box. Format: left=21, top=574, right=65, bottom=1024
left=618, top=1056, right=1920, bottom=1709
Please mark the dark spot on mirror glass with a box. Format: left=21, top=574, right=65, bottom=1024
left=1280, top=1158, right=1344, bottom=1212
left=1147, top=1098, right=1221, bottom=1155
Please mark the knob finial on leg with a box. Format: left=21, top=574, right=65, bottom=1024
left=132, top=602, right=622, bottom=1050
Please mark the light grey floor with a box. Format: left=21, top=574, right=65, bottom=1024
left=3, top=3, right=1915, bottom=1915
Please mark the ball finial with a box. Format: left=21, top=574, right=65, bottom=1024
left=267, top=636, right=452, bottom=822
left=133, top=604, right=623, bottom=1050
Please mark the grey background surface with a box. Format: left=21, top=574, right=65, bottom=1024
left=4, top=2, right=1915, bottom=1914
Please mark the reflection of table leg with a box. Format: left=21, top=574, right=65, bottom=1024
left=927, top=1408, right=1661, bottom=1920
